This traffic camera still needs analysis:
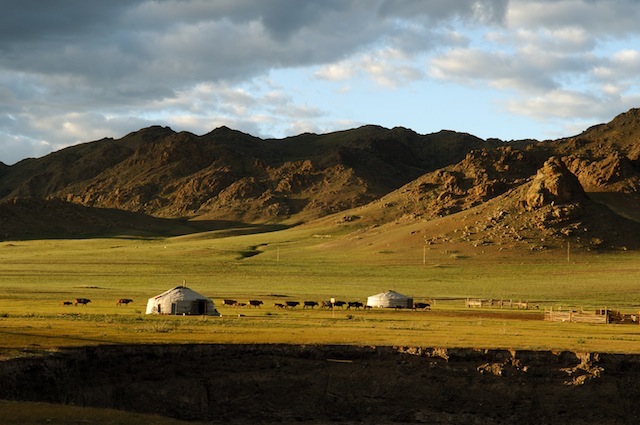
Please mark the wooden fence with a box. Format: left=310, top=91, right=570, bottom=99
left=465, top=299, right=531, bottom=309
left=544, top=308, right=640, bottom=324
left=544, top=309, right=609, bottom=324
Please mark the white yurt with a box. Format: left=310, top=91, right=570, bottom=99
left=367, top=290, right=413, bottom=309
left=146, top=286, right=220, bottom=316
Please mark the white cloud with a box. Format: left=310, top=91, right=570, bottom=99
left=430, top=48, right=559, bottom=91
left=508, top=89, right=602, bottom=119
left=316, top=47, right=425, bottom=88
left=314, top=64, right=357, bottom=82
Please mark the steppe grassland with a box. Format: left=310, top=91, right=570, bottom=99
left=0, top=223, right=639, bottom=353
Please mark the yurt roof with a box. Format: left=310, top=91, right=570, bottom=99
left=149, top=286, right=208, bottom=300
left=369, top=290, right=410, bottom=300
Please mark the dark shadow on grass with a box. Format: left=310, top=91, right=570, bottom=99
left=0, top=199, right=293, bottom=241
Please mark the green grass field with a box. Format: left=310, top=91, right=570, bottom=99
left=1, top=223, right=639, bottom=355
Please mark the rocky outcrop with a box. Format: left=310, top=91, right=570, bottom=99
left=523, top=157, right=587, bottom=211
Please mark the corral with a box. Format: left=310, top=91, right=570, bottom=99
left=545, top=307, right=640, bottom=324
left=465, top=298, right=533, bottom=309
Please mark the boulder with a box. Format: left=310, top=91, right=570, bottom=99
left=523, top=157, right=586, bottom=211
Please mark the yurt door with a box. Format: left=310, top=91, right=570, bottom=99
left=171, top=303, right=177, bottom=314
left=196, top=300, right=206, bottom=314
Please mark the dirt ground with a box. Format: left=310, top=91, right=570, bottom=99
left=1, top=344, right=639, bottom=424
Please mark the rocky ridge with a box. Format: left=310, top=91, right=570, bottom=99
left=0, top=109, right=638, bottom=248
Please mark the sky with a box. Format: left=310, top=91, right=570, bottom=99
left=1, top=0, right=640, bottom=165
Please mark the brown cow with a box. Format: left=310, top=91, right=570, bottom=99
left=75, top=298, right=91, bottom=306
left=116, top=298, right=133, bottom=306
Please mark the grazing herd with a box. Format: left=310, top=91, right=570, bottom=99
left=220, top=299, right=431, bottom=311
left=62, top=298, right=135, bottom=307
left=60, top=296, right=431, bottom=311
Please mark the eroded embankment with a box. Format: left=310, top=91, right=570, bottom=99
left=1, top=344, right=639, bottom=424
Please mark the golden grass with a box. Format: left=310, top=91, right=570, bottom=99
left=0, top=222, right=639, bottom=355
left=2, top=304, right=640, bottom=355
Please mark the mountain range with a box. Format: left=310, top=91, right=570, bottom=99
left=0, top=108, right=639, bottom=252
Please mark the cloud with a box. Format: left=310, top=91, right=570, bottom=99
left=1, top=1, right=500, bottom=160
left=316, top=47, right=425, bottom=88
left=0, top=0, right=507, bottom=89
left=1, top=0, right=640, bottom=163
left=425, top=1, right=640, bottom=130
left=508, top=0, right=640, bottom=35
left=430, top=48, right=564, bottom=91
left=378, top=0, right=508, bottom=25
left=594, top=49, right=640, bottom=82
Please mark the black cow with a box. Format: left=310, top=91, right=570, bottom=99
left=75, top=298, right=91, bottom=306
left=62, top=301, right=73, bottom=306
left=303, top=301, right=319, bottom=309
left=346, top=301, right=363, bottom=310
left=333, top=300, right=347, bottom=309
left=249, top=300, right=264, bottom=307
left=413, top=302, right=431, bottom=311
left=116, top=298, right=133, bottom=306
left=285, top=301, right=300, bottom=309
left=222, top=299, right=238, bottom=307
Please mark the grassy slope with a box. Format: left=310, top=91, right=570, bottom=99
left=0, top=220, right=639, bottom=355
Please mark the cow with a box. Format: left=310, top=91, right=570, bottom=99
left=346, top=301, right=363, bottom=310
left=303, top=301, right=319, bottom=309
left=62, top=301, right=73, bottom=306
left=321, top=300, right=333, bottom=309
left=285, top=301, right=300, bottom=309
left=75, top=298, right=91, bottom=306
left=249, top=300, right=263, bottom=308
left=413, top=302, right=431, bottom=311
left=333, top=300, right=347, bottom=309
left=222, top=299, right=238, bottom=307
left=116, top=298, right=133, bottom=306
left=274, top=303, right=286, bottom=309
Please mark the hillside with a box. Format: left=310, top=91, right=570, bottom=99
left=0, top=109, right=638, bottom=250
left=0, top=125, right=501, bottom=224
left=318, top=156, right=640, bottom=259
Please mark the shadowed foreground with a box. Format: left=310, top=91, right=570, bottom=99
left=1, top=344, right=639, bottom=424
